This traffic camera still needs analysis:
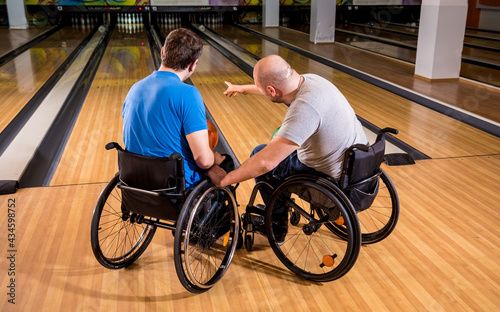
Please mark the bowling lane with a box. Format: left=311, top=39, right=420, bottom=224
left=358, top=22, right=500, bottom=50
left=337, top=23, right=500, bottom=62
left=240, top=24, right=500, bottom=123
left=336, top=23, right=418, bottom=47
left=0, top=26, right=92, bottom=133
left=0, top=26, right=53, bottom=57
left=334, top=30, right=415, bottom=62
left=466, top=29, right=500, bottom=41
left=50, top=26, right=155, bottom=186
left=365, top=22, right=419, bottom=36
left=330, top=23, right=500, bottom=87
left=212, top=25, right=500, bottom=159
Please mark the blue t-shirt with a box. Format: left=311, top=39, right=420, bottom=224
left=122, top=71, right=207, bottom=187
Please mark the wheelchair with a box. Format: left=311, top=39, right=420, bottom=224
left=241, top=128, right=400, bottom=282
left=90, top=143, right=239, bottom=294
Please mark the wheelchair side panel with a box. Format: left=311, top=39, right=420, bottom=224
left=121, top=189, right=180, bottom=222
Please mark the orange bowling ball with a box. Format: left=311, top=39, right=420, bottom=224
left=207, top=119, right=218, bottom=150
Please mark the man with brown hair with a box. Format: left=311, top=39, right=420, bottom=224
left=122, top=28, right=225, bottom=187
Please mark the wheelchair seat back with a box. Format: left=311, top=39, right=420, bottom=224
left=107, top=142, right=186, bottom=221
left=340, top=128, right=397, bottom=211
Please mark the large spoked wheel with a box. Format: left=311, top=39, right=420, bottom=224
left=332, top=170, right=399, bottom=244
left=265, top=177, right=361, bottom=282
left=356, top=170, right=399, bottom=244
left=174, top=180, right=239, bottom=293
left=91, top=173, right=156, bottom=269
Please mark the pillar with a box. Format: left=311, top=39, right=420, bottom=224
left=414, top=0, right=468, bottom=80
left=6, top=0, right=29, bottom=29
left=309, top=0, right=336, bottom=44
left=263, top=0, right=279, bottom=27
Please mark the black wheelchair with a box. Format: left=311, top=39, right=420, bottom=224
left=90, top=143, right=239, bottom=293
left=241, top=128, right=400, bottom=282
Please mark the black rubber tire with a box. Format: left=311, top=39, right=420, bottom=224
left=265, top=176, right=361, bottom=282
left=245, top=234, right=253, bottom=252
left=173, top=181, right=239, bottom=293
left=91, top=174, right=156, bottom=269
left=331, top=170, right=399, bottom=244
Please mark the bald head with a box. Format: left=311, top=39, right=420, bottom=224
left=253, top=55, right=301, bottom=104
left=254, top=55, right=294, bottom=89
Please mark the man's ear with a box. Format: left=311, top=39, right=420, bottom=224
left=267, top=85, right=277, bottom=97
left=188, top=59, right=199, bottom=72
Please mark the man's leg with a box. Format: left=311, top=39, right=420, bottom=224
left=251, top=145, right=317, bottom=244
left=251, top=144, right=317, bottom=206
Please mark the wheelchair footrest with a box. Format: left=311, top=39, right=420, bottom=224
left=245, top=204, right=265, bottom=215
left=242, top=204, right=266, bottom=236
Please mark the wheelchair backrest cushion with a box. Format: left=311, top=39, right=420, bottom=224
left=345, top=138, right=385, bottom=186
left=341, top=137, right=385, bottom=212
left=118, top=150, right=184, bottom=221
left=118, top=149, right=183, bottom=191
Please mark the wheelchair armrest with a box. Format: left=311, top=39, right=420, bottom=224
left=351, top=144, right=370, bottom=152
left=169, top=152, right=182, bottom=160
left=106, top=142, right=124, bottom=151
left=380, top=127, right=398, bottom=135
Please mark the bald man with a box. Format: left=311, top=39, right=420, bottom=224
left=208, top=55, right=367, bottom=242
left=208, top=55, right=367, bottom=187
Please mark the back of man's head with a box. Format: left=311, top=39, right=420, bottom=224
left=254, top=55, right=294, bottom=90
left=162, top=28, right=203, bottom=71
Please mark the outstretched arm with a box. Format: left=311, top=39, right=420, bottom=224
left=223, top=81, right=263, bottom=97
left=207, top=135, right=298, bottom=187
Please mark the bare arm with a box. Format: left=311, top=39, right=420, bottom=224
left=223, top=81, right=263, bottom=97
left=186, top=130, right=224, bottom=169
left=208, top=136, right=299, bottom=187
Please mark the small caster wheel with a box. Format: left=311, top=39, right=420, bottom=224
left=236, top=231, right=244, bottom=249
left=245, top=234, right=253, bottom=252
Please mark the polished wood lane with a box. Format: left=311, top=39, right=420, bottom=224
left=49, top=27, right=155, bottom=186
left=213, top=25, right=500, bottom=159
left=0, top=26, right=52, bottom=57
left=244, top=24, right=500, bottom=123
left=2, top=155, right=499, bottom=311
left=0, top=26, right=92, bottom=133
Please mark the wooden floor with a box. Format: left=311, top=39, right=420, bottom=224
left=1, top=156, right=499, bottom=311
left=1, top=25, right=500, bottom=311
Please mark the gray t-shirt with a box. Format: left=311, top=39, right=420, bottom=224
left=277, top=74, right=367, bottom=180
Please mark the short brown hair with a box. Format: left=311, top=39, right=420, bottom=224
left=162, top=28, right=203, bottom=71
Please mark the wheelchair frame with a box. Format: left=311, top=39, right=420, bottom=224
left=241, top=128, right=400, bottom=282
left=90, top=144, right=240, bottom=294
